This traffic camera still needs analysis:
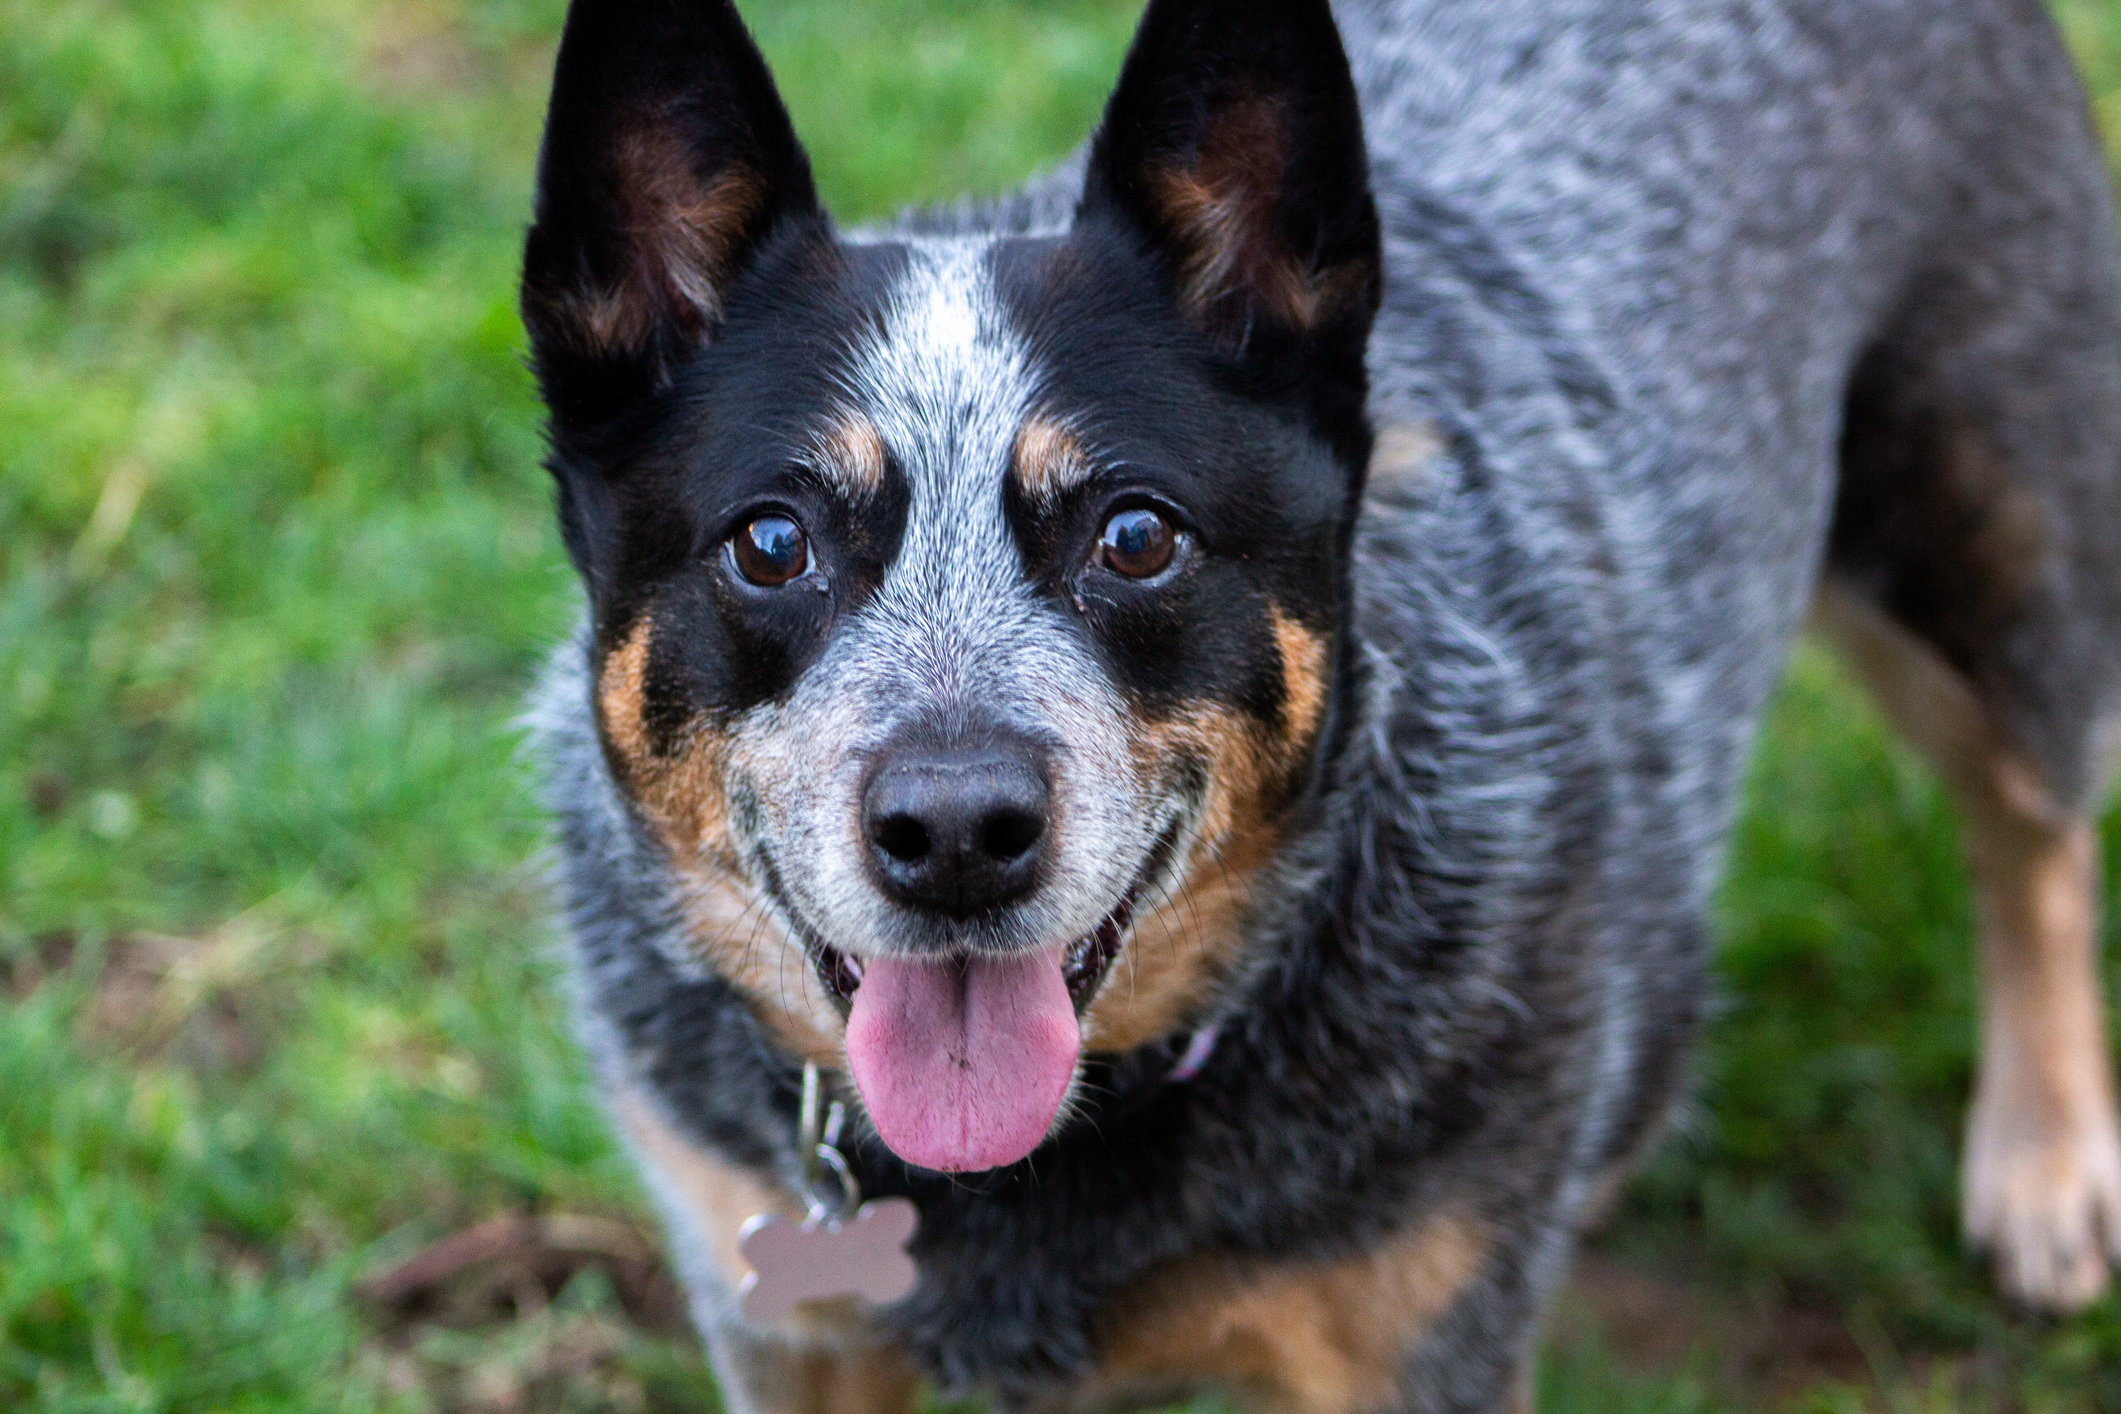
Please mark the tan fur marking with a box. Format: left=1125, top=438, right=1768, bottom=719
left=1934, top=423, right=2050, bottom=648
left=1812, top=581, right=2121, bottom=1310
left=671, top=870, right=845, bottom=1069
left=809, top=413, right=889, bottom=497
left=596, top=620, right=657, bottom=766
left=597, top=620, right=735, bottom=863
left=532, top=285, right=647, bottom=359
left=1088, top=846, right=1257, bottom=1054
left=1809, top=583, right=2062, bottom=830
left=771, top=1347, right=921, bottom=1414
left=1087, top=1212, right=1489, bottom=1413
left=596, top=622, right=843, bottom=1065
left=1961, top=814, right=2121, bottom=1309
left=1083, top=704, right=1259, bottom=1051
left=1087, top=670, right=1322, bottom=1052
left=1012, top=416, right=1095, bottom=502
left=1144, top=97, right=1368, bottom=336
left=618, top=126, right=762, bottom=331
left=1272, top=606, right=1330, bottom=755
left=710, top=1331, right=921, bottom=1414
left=532, top=130, right=763, bottom=360
left=1368, top=421, right=1444, bottom=501
left=1085, top=611, right=1328, bottom=1050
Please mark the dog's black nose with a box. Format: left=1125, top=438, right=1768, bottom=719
left=863, top=738, right=1050, bottom=918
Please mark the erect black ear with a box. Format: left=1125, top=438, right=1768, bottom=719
left=521, top=0, right=822, bottom=424
left=1078, top=0, right=1381, bottom=363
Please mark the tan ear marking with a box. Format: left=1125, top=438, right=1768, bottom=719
left=534, top=128, right=765, bottom=360
left=1143, top=95, right=1368, bottom=336
left=618, top=123, right=764, bottom=328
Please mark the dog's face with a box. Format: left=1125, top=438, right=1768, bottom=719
left=524, top=0, right=1379, bottom=1173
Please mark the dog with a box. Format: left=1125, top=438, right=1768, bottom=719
left=519, top=0, right=2121, bottom=1408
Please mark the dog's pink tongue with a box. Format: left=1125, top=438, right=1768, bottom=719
left=845, top=950, right=1079, bottom=1173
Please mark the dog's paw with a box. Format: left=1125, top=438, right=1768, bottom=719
left=1963, top=1095, right=2121, bottom=1312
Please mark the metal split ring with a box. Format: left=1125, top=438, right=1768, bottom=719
left=805, top=1141, right=862, bottom=1224
left=797, top=1061, right=862, bottom=1224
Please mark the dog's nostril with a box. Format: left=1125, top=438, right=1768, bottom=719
left=874, top=814, right=930, bottom=863
left=981, top=808, right=1044, bottom=862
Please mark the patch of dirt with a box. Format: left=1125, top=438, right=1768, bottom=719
left=1551, top=1250, right=2051, bottom=1410
left=355, top=1209, right=703, bottom=1414
left=355, top=1210, right=689, bottom=1337
left=4, top=931, right=78, bottom=997
left=1555, top=1253, right=1875, bottom=1399
left=76, top=907, right=318, bottom=1073
left=29, top=770, right=69, bottom=819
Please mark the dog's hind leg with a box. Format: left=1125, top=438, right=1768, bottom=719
left=1813, top=21, right=2121, bottom=1307
left=1813, top=583, right=2120, bottom=1310
left=1814, top=72, right=2121, bottom=1300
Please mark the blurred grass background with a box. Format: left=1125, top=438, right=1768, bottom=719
left=2, top=0, right=2120, bottom=1410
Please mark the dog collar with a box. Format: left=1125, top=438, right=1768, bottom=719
left=1167, top=1021, right=1223, bottom=1082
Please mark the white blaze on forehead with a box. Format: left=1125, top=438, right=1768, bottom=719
left=841, top=239, right=1062, bottom=722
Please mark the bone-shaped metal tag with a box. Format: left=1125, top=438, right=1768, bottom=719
left=737, top=1197, right=919, bottom=1323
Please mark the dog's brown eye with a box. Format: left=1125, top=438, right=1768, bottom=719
left=1098, top=507, right=1176, bottom=579
left=731, top=515, right=809, bottom=586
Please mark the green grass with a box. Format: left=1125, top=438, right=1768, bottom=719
left=2, top=0, right=2119, bottom=1409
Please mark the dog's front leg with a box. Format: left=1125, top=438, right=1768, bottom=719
left=702, top=1326, right=920, bottom=1414
left=608, top=1084, right=922, bottom=1413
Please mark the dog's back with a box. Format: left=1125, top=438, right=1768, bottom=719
left=1339, top=0, right=2121, bottom=1318
left=1347, top=0, right=2119, bottom=803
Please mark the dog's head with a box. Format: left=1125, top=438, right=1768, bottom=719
left=524, top=0, right=1380, bottom=1173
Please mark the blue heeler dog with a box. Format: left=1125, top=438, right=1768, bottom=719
left=519, top=0, right=2121, bottom=1408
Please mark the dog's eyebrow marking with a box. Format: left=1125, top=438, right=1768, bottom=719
left=804, top=411, right=891, bottom=497
left=1011, top=415, right=1096, bottom=503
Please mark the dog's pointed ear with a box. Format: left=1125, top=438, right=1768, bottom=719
left=521, top=0, right=821, bottom=423
left=1078, top=0, right=1382, bottom=362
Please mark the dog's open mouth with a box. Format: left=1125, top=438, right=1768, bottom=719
left=810, top=895, right=1135, bottom=1015
left=806, top=893, right=1138, bottom=1175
